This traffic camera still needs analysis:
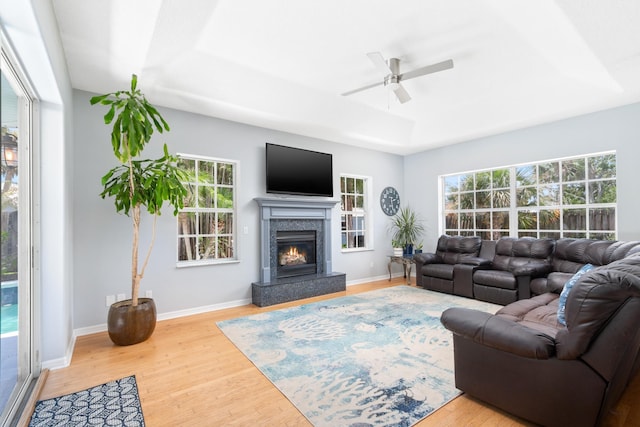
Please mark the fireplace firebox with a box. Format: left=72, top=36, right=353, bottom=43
left=276, top=230, right=317, bottom=278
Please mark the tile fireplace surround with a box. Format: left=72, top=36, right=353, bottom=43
left=252, top=197, right=346, bottom=307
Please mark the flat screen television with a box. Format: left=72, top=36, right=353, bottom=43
left=265, top=143, right=334, bottom=197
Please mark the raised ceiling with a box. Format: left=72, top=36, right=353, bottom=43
left=52, top=0, right=640, bottom=155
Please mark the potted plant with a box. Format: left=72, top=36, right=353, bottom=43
left=91, top=74, right=187, bottom=346
left=392, top=240, right=404, bottom=257
left=414, top=242, right=424, bottom=254
left=389, top=206, right=424, bottom=256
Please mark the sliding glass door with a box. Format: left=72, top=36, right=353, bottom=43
left=1, top=47, right=37, bottom=425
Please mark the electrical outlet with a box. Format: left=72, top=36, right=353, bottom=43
left=145, top=290, right=153, bottom=298
left=106, top=295, right=115, bottom=307
left=116, top=293, right=126, bottom=302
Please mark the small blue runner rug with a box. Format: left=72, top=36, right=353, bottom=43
left=29, top=375, right=145, bottom=427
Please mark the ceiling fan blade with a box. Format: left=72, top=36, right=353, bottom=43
left=393, top=84, right=411, bottom=104
left=367, top=52, right=392, bottom=76
left=341, top=81, right=384, bottom=97
left=399, top=59, right=454, bottom=82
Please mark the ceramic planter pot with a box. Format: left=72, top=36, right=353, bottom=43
left=107, top=297, right=156, bottom=346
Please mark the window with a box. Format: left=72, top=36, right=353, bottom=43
left=442, top=152, right=616, bottom=240
left=177, top=155, right=237, bottom=265
left=340, top=175, right=371, bottom=250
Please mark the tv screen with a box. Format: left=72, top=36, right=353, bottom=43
left=266, top=143, right=334, bottom=197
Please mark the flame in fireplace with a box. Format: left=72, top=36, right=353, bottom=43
left=279, top=246, right=307, bottom=266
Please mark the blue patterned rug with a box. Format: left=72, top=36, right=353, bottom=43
left=217, top=285, right=501, bottom=426
left=29, top=375, right=144, bottom=427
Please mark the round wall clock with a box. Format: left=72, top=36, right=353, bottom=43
left=380, top=186, right=400, bottom=216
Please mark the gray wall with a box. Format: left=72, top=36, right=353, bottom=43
left=72, top=89, right=404, bottom=330
left=404, top=102, right=640, bottom=251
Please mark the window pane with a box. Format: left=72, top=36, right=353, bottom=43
left=493, top=211, right=509, bottom=229
left=178, top=237, right=197, bottom=261
left=516, top=187, right=537, bottom=207
left=540, top=209, right=560, bottom=230
left=492, top=190, right=510, bottom=208
left=217, top=163, right=234, bottom=185
left=177, top=212, right=196, bottom=236
left=460, top=192, right=474, bottom=209
left=589, top=208, right=615, bottom=231
left=563, top=208, right=587, bottom=230
left=355, top=195, right=364, bottom=209
left=589, top=181, right=616, bottom=204
left=476, top=212, right=490, bottom=229
left=445, top=213, right=458, bottom=229
left=563, top=158, right=585, bottom=182
left=460, top=174, right=473, bottom=191
left=444, top=175, right=459, bottom=193
left=346, top=177, right=354, bottom=193
left=492, top=169, right=510, bottom=188
left=218, top=187, right=234, bottom=208
left=217, top=236, right=234, bottom=258
left=198, top=186, right=215, bottom=207
left=445, top=193, right=459, bottom=210
left=588, top=154, right=615, bottom=179
left=563, top=183, right=586, bottom=204
left=516, top=165, right=535, bottom=186
left=340, top=177, right=346, bottom=193
left=518, top=211, right=537, bottom=230
left=460, top=213, right=474, bottom=230
left=178, top=158, right=196, bottom=177
left=477, top=191, right=490, bottom=209
left=199, top=161, right=216, bottom=184
left=475, top=171, right=490, bottom=190
left=218, top=213, right=233, bottom=234
left=355, top=178, right=364, bottom=194
left=538, top=162, right=559, bottom=184
left=199, top=236, right=217, bottom=260
left=199, top=212, right=216, bottom=235
left=539, top=184, right=560, bottom=205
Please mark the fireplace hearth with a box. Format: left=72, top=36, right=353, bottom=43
left=252, top=198, right=346, bottom=307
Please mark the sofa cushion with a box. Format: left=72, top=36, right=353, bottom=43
left=473, top=269, right=516, bottom=290
left=557, top=264, right=594, bottom=326
left=435, top=235, right=481, bottom=265
left=496, top=293, right=561, bottom=339
left=422, top=263, right=454, bottom=280
left=491, top=237, right=554, bottom=274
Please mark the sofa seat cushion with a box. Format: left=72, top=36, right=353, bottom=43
left=473, top=269, right=516, bottom=290
left=496, top=293, right=561, bottom=339
left=422, top=264, right=454, bottom=280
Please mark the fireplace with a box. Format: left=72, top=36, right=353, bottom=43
left=277, top=230, right=317, bottom=278
left=252, top=198, right=346, bottom=307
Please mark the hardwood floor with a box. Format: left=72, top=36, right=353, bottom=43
left=35, top=278, right=640, bottom=426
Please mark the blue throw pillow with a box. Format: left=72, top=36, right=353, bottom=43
left=557, top=263, right=594, bottom=326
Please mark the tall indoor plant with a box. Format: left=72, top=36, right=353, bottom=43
left=390, top=206, right=425, bottom=255
left=91, top=74, right=187, bottom=345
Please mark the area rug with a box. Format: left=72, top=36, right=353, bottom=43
left=29, top=375, right=144, bottom=427
left=217, top=285, right=501, bottom=426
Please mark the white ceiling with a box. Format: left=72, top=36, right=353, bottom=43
left=52, top=0, right=640, bottom=155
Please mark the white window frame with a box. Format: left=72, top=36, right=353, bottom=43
left=440, top=151, right=617, bottom=240
left=176, top=153, right=239, bottom=267
left=340, top=174, right=373, bottom=252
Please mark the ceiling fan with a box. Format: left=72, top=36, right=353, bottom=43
left=342, top=52, right=454, bottom=104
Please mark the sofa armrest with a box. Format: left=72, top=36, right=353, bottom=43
left=460, top=257, right=492, bottom=268
left=441, top=307, right=556, bottom=359
left=413, top=252, right=438, bottom=265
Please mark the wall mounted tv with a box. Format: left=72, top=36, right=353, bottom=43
left=265, top=143, right=334, bottom=197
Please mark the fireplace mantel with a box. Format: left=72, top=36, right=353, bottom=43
left=254, top=197, right=339, bottom=283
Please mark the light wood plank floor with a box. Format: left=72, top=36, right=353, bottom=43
left=35, top=278, right=640, bottom=426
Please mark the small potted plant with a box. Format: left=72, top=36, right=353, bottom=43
left=392, top=240, right=404, bottom=257
left=414, top=242, right=424, bottom=254
left=389, top=206, right=425, bottom=256
left=91, top=74, right=188, bottom=346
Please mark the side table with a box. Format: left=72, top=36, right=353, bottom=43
left=388, top=255, right=415, bottom=285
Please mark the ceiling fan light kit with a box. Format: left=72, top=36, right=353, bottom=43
left=343, top=52, right=454, bottom=104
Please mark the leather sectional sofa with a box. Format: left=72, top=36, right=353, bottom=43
left=414, top=234, right=640, bottom=305
left=420, top=235, right=640, bottom=426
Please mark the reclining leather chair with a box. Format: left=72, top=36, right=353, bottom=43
left=472, top=237, right=554, bottom=305
left=441, top=253, right=640, bottom=427
left=414, top=235, right=482, bottom=297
